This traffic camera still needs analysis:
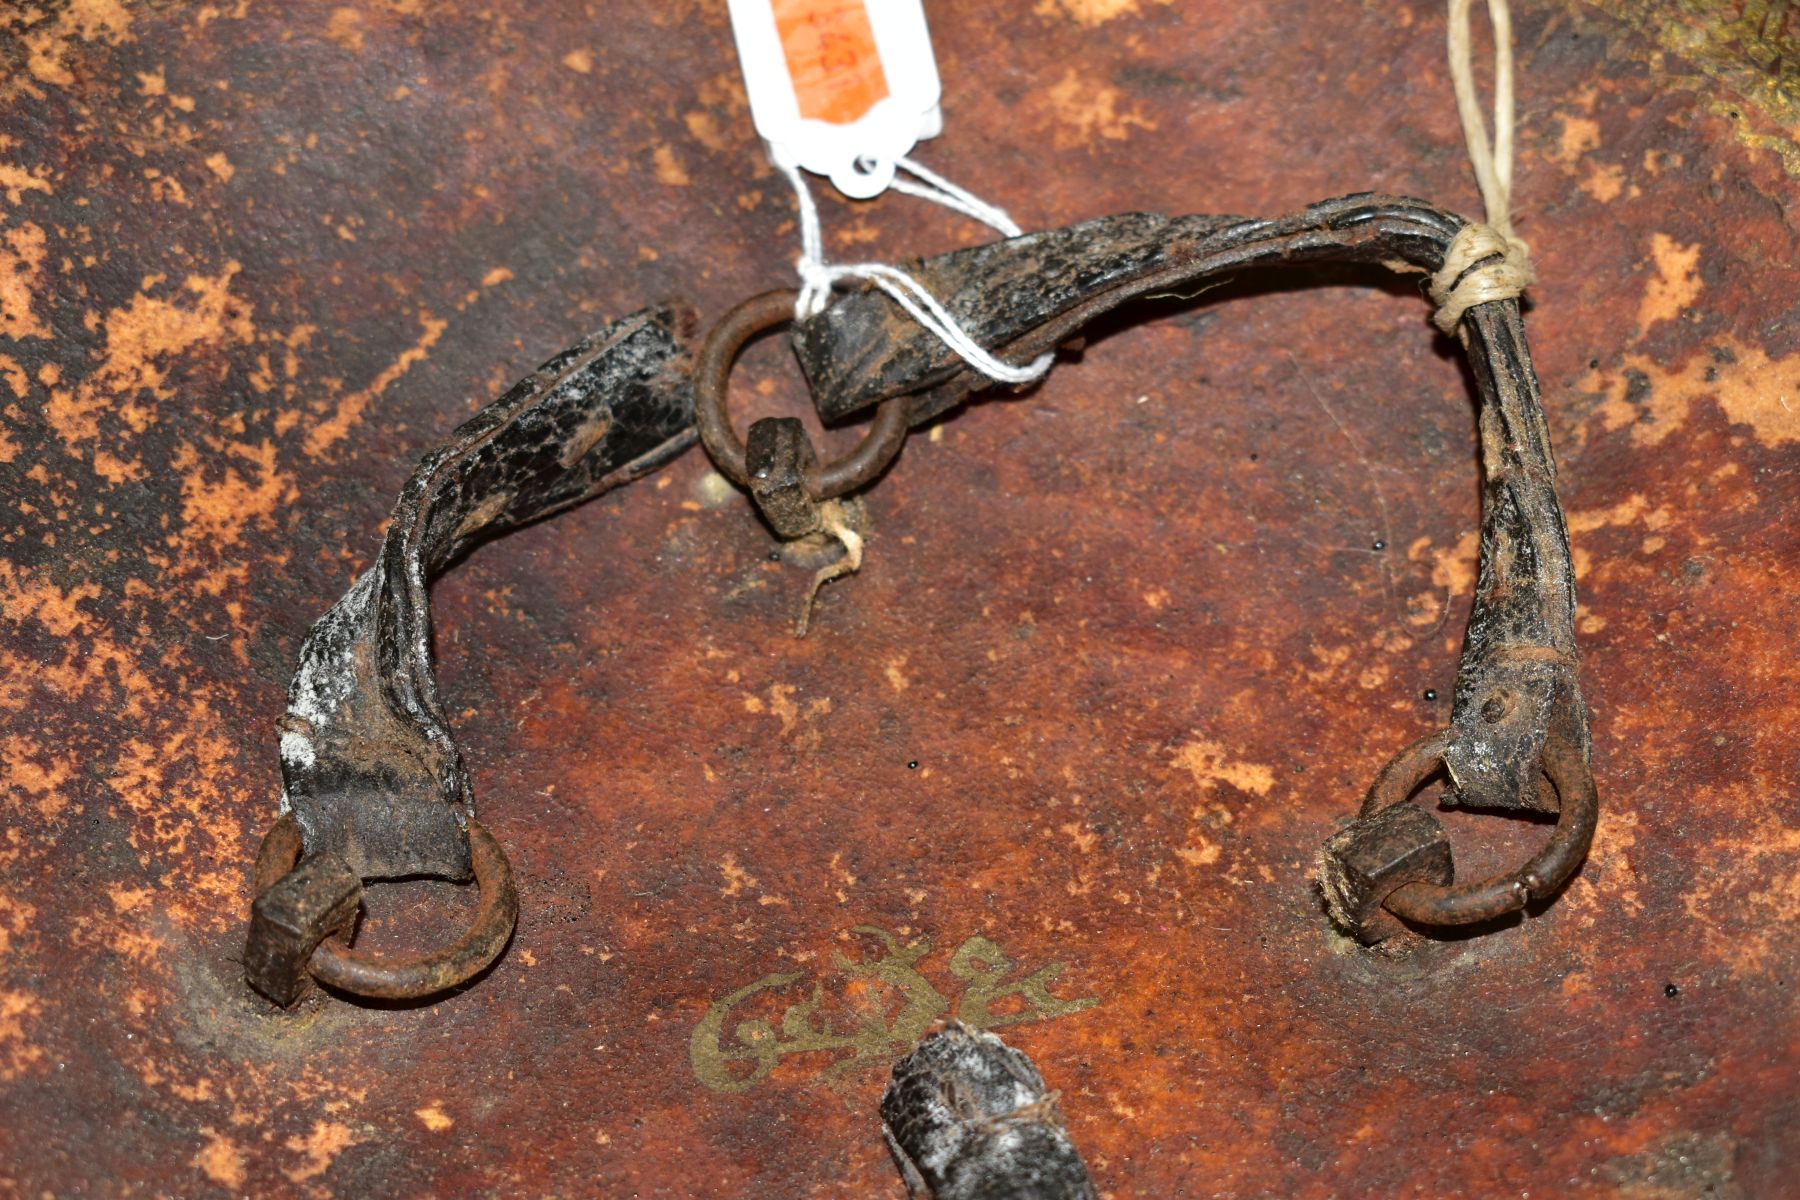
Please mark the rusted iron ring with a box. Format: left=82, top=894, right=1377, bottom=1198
left=1360, top=729, right=1598, bottom=928
left=252, top=815, right=518, bottom=1001
left=693, top=289, right=910, bottom=497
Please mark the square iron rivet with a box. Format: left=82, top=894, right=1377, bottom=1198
left=746, top=416, right=823, bottom=540
left=244, top=852, right=362, bottom=1006
left=1317, top=802, right=1454, bottom=944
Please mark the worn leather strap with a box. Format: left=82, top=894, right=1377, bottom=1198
left=247, top=305, right=697, bottom=1005
left=276, top=305, right=698, bottom=881
left=787, top=194, right=1587, bottom=817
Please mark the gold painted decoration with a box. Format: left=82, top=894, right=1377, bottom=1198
left=689, top=926, right=1098, bottom=1093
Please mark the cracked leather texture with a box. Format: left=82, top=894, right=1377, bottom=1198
left=278, top=306, right=698, bottom=879
left=882, top=1025, right=1097, bottom=1200
left=794, top=195, right=1586, bottom=813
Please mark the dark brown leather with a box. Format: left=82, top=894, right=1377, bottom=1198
left=276, top=306, right=697, bottom=880
left=790, top=195, right=1587, bottom=815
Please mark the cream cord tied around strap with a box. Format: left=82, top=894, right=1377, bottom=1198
left=776, top=154, right=1053, bottom=386
left=1431, top=0, right=1535, bottom=334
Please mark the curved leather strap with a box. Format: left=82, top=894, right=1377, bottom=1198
left=276, top=305, right=697, bottom=882
left=788, top=194, right=1586, bottom=815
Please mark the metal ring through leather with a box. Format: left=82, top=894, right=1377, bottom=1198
left=1360, top=729, right=1599, bottom=927
left=253, top=815, right=518, bottom=1000
left=693, top=289, right=910, bottom=497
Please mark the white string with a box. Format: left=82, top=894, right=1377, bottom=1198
left=1431, top=0, right=1535, bottom=333
left=1446, top=0, right=1518, bottom=242
left=776, top=155, right=1052, bottom=386
left=886, top=154, right=1023, bottom=238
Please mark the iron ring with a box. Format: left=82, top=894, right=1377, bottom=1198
left=1359, top=729, right=1598, bottom=928
left=252, top=815, right=518, bottom=1000
left=693, top=289, right=910, bottom=497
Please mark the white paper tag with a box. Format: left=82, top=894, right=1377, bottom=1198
left=726, top=0, right=943, bottom=199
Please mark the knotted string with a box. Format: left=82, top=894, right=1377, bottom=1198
left=1431, top=0, right=1535, bottom=334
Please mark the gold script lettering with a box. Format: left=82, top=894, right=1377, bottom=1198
left=689, top=926, right=1098, bottom=1093
left=949, top=936, right=1098, bottom=1029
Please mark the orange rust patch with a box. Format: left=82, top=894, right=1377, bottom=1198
left=0, top=159, right=54, bottom=204
left=1422, top=529, right=1480, bottom=597
left=0, top=896, right=32, bottom=959
left=105, top=923, right=167, bottom=965
left=416, top=1102, right=454, bottom=1131
left=99, top=267, right=254, bottom=395
left=1566, top=493, right=1671, bottom=535
left=107, top=884, right=153, bottom=913
left=1035, top=0, right=1167, bottom=26
left=284, top=1119, right=357, bottom=1183
left=0, top=988, right=45, bottom=1082
left=0, top=353, right=27, bottom=399
left=718, top=852, right=758, bottom=898
left=304, top=311, right=446, bottom=458
left=1550, top=113, right=1602, bottom=165
left=323, top=7, right=365, bottom=53
left=0, top=559, right=101, bottom=638
left=684, top=110, right=732, bottom=153
left=1684, top=817, right=1800, bottom=981
left=0, top=734, right=77, bottom=820
left=13, top=0, right=134, bottom=92
left=653, top=144, right=691, bottom=187
left=1585, top=337, right=1800, bottom=447
left=1170, top=739, right=1275, bottom=796
left=47, top=265, right=253, bottom=478
left=1175, top=838, right=1222, bottom=867
left=1579, top=163, right=1628, bottom=202
left=195, top=1129, right=247, bottom=1189
left=106, top=696, right=250, bottom=884
left=1046, top=68, right=1156, bottom=147
left=93, top=447, right=143, bottom=484
left=0, top=222, right=50, bottom=340
left=1637, top=232, right=1703, bottom=333
left=1562, top=807, right=1644, bottom=925
left=173, top=437, right=296, bottom=555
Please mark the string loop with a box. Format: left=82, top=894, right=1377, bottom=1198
left=776, top=154, right=1052, bottom=386
left=1433, top=0, right=1534, bottom=333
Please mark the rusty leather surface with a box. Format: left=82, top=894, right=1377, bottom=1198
left=1, top=1, right=1796, bottom=1197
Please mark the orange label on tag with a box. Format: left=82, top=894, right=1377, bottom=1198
left=727, top=0, right=940, bottom=196
left=772, top=0, right=890, bottom=127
